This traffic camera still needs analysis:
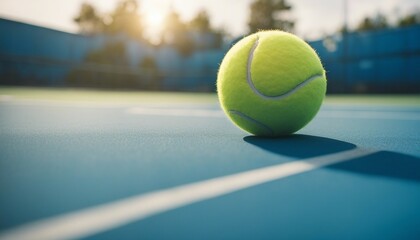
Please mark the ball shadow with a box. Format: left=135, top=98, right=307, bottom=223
left=330, top=151, right=420, bottom=183
left=244, top=134, right=356, bottom=158
left=244, top=134, right=420, bottom=183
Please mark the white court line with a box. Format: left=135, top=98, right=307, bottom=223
left=0, top=148, right=376, bottom=240
left=126, top=107, right=420, bottom=120
left=0, top=99, right=129, bottom=108
left=126, top=107, right=224, bottom=117
left=319, top=110, right=420, bottom=120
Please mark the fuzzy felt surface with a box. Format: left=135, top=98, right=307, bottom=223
left=217, top=30, right=327, bottom=136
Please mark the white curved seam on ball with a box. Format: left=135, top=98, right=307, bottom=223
left=246, top=36, right=324, bottom=100
left=228, top=110, right=274, bottom=135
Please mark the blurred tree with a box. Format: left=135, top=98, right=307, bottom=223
left=337, top=23, right=350, bottom=34
left=74, top=0, right=145, bottom=40
left=188, top=9, right=224, bottom=49
left=398, top=11, right=420, bottom=27
left=162, top=9, right=195, bottom=56
left=85, top=41, right=128, bottom=65
left=67, top=41, right=142, bottom=89
left=74, top=3, right=104, bottom=34
left=248, top=0, right=294, bottom=33
left=140, top=56, right=161, bottom=90
left=188, top=10, right=211, bottom=32
left=357, top=13, right=389, bottom=32
left=105, top=0, right=145, bottom=40
left=357, top=17, right=375, bottom=31
left=211, top=30, right=225, bottom=49
left=162, top=9, right=186, bottom=43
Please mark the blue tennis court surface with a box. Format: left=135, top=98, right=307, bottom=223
left=0, top=89, right=419, bottom=240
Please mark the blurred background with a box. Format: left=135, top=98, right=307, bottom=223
left=0, top=0, right=419, bottom=93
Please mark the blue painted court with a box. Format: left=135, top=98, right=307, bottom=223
left=0, top=88, right=419, bottom=240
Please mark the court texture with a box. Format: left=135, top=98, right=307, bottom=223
left=0, top=87, right=419, bottom=240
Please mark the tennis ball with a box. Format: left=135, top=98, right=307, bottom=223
left=217, top=30, right=326, bottom=137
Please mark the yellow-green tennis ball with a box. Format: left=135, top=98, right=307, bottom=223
left=217, top=30, right=327, bottom=137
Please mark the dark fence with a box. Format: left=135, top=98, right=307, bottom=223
left=0, top=18, right=419, bottom=93
left=310, top=26, right=420, bottom=93
left=0, top=18, right=221, bottom=92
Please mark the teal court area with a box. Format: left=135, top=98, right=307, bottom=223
left=0, top=88, right=419, bottom=240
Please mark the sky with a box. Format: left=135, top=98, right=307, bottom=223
left=0, top=0, right=419, bottom=40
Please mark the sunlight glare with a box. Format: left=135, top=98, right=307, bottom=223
left=145, top=11, right=165, bottom=44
